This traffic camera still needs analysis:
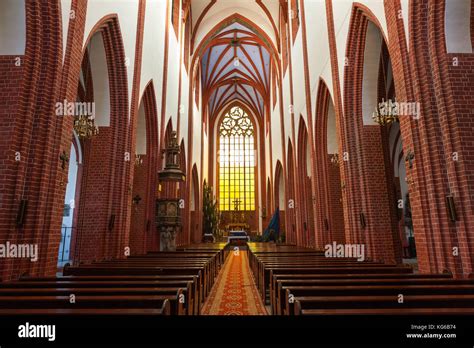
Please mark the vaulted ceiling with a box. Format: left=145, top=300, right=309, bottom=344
left=200, top=22, right=271, bottom=121
left=189, top=0, right=282, bottom=123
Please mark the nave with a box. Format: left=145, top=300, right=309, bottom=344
left=0, top=0, right=473, bottom=344
left=1, top=242, right=474, bottom=317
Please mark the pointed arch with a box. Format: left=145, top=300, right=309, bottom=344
left=342, top=3, right=405, bottom=264
left=130, top=80, right=159, bottom=254
left=190, top=164, right=201, bottom=243
left=314, top=78, right=345, bottom=247
left=177, top=140, right=187, bottom=246
left=297, top=116, right=314, bottom=247
left=287, top=139, right=296, bottom=245
left=73, top=14, right=130, bottom=264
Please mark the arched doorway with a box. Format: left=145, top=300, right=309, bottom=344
left=73, top=17, right=130, bottom=264
left=314, top=80, right=345, bottom=248
left=190, top=164, right=200, bottom=243
left=130, top=81, right=159, bottom=254
left=342, top=10, right=410, bottom=264
left=297, top=117, right=315, bottom=248
left=274, top=161, right=286, bottom=240
left=177, top=140, right=187, bottom=246
left=287, top=140, right=297, bottom=245
left=57, top=136, right=82, bottom=267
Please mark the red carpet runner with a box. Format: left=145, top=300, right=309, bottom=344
left=201, top=250, right=267, bottom=315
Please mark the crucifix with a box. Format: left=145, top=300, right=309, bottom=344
left=232, top=198, right=241, bottom=211
left=232, top=198, right=242, bottom=223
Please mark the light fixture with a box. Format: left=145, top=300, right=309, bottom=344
left=73, top=115, right=99, bottom=139
left=405, top=150, right=415, bottom=169
left=372, top=98, right=399, bottom=126
left=135, top=154, right=144, bottom=166
left=74, top=40, right=98, bottom=140
left=372, top=49, right=399, bottom=126
left=132, top=194, right=142, bottom=205
left=330, top=153, right=340, bottom=167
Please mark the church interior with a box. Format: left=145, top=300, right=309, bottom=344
left=0, top=0, right=473, bottom=345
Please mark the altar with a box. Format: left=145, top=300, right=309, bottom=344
left=225, top=222, right=250, bottom=232
left=227, top=230, right=250, bottom=244
left=224, top=199, right=250, bottom=233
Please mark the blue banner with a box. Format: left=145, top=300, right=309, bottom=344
left=262, top=209, right=280, bottom=242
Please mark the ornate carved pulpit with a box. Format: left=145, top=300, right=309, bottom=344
left=156, top=131, right=185, bottom=251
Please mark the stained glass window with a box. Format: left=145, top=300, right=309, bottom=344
left=218, top=106, right=255, bottom=211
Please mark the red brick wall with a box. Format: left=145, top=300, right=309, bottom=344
left=471, top=2, right=474, bottom=48
left=184, top=19, right=191, bottom=72
left=313, top=80, right=345, bottom=248
left=130, top=156, right=149, bottom=255
left=339, top=5, right=402, bottom=264
left=75, top=129, right=113, bottom=262
left=290, top=0, right=299, bottom=43
left=280, top=9, right=289, bottom=75
left=0, top=0, right=68, bottom=280
left=286, top=141, right=297, bottom=245
left=326, top=155, right=345, bottom=244
left=190, top=165, right=201, bottom=243
left=171, top=0, right=180, bottom=39
left=360, top=126, right=400, bottom=263
left=0, top=56, right=24, bottom=280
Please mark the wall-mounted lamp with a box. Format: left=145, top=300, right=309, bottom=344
left=359, top=212, right=366, bottom=229
left=108, top=214, right=116, bottom=231
left=132, top=194, right=142, bottom=205
left=446, top=196, right=457, bottom=222
left=135, top=154, right=144, bottom=167
left=405, top=150, right=415, bottom=169
left=16, top=199, right=28, bottom=228
left=330, top=153, right=340, bottom=167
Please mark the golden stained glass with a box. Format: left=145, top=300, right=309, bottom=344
left=218, top=106, right=255, bottom=211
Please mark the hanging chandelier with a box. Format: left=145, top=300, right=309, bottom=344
left=372, top=98, right=399, bottom=126
left=73, top=115, right=99, bottom=139
left=372, top=48, right=399, bottom=126
left=74, top=39, right=98, bottom=140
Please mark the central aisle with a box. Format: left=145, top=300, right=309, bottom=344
left=201, top=250, right=268, bottom=315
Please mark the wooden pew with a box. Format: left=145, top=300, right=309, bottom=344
left=19, top=275, right=200, bottom=315
left=283, top=284, right=474, bottom=315
left=0, top=244, right=228, bottom=317
left=0, top=305, right=171, bottom=316
left=297, top=307, right=474, bottom=316
left=293, top=294, right=474, bottom=315
left=0, top=294, right=178, bottom=313
left=63, top=265, right=208, bottom=301
left=260, top=266, right=412, bottom=302
left=0, top=286, right=191, bottom=315
left=271, top=274, right=456, bottom=314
